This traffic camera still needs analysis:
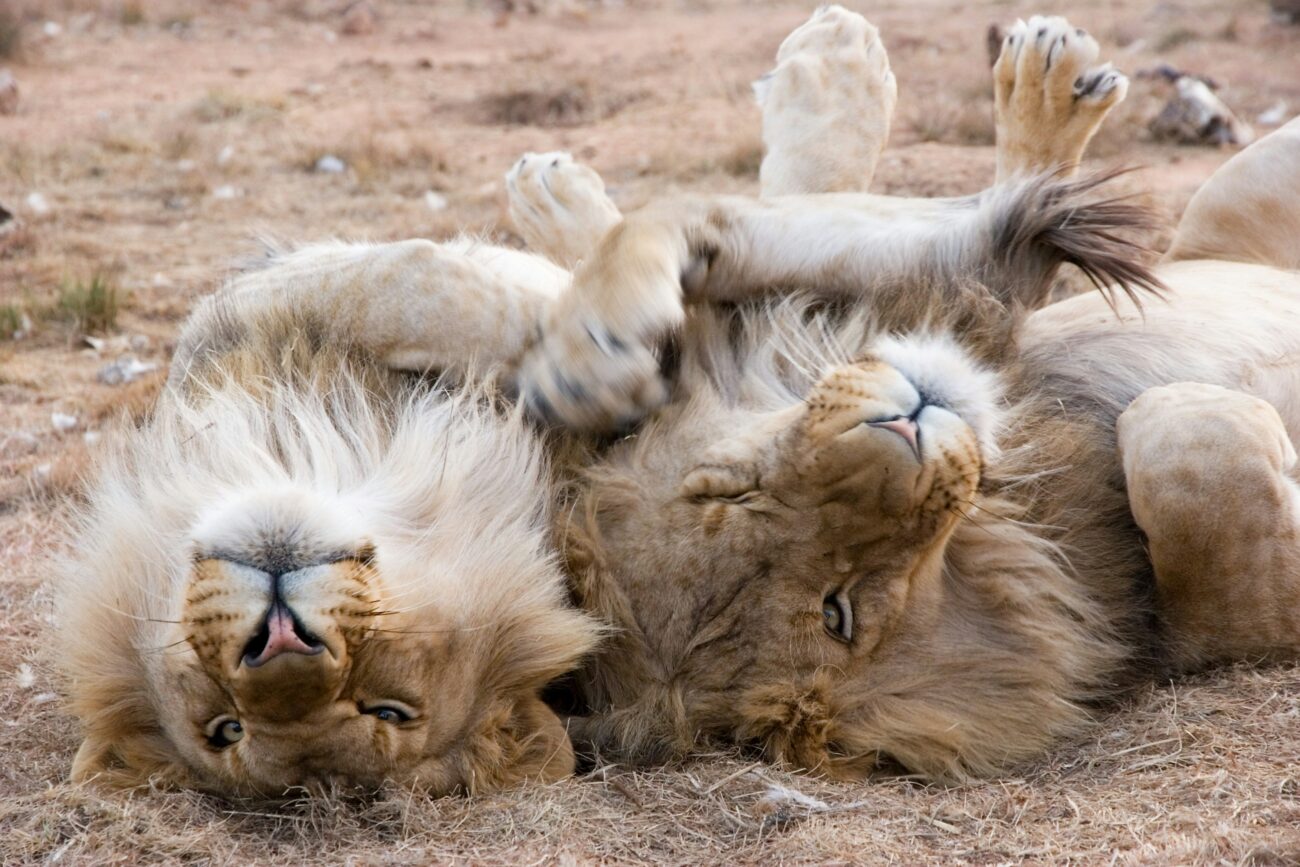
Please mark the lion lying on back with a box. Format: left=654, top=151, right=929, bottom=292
left=511, top=10, right=1300, bottom=779
left=59, top=239, right=599, bottom=794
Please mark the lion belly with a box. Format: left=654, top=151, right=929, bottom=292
left=1008, top=260, right=1300, bottom=658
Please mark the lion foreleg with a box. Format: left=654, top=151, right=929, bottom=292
left=1118, top=382, right=1300, bottom=667
left=176, top=239, right=569, bottom=384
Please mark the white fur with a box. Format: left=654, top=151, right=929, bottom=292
left=872, top=333, right=1004, bottom=460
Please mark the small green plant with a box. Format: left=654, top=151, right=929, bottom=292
left=56, top=272, right=121, bottom=334
left=120, top=0, right=146, bottom=26
left=0, top=303, right=22, bottom=339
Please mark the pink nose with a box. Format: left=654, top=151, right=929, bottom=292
left=243, top=602, right=323, bottom=667
left=868, top=416, right=922, bottom=461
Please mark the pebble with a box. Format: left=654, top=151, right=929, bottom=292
left=97, top=355, right=158, bottom=386
left=314, top=154, right=347, bottom=174
left=424, top=190, right=449, bottom=211
left=51, top=412, right=78, bottom=433
left=25, top=192, right=50, bottom=215
left=212, top=184, right=241, bottom=200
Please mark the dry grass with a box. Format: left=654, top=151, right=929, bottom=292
left=2, top=0, right=1299, bottom=863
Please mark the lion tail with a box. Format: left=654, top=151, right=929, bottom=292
left=1165, top=115, right=1300, bottom=270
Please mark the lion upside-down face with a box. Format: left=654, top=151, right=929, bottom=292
left=566, top=310, right=1110, bottom=778
left=60, top=379, right=598, bottom=797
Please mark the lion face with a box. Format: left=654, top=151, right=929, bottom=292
left=568, top=327, right=1040, bottom=776
left=61, top=384, right=597, bottom=797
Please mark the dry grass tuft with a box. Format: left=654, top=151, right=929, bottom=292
left=912, top=104, right=995, bottom=147
left=477, top=82, right=645, bottom=127
left=0, top=0, right=23, bottom=61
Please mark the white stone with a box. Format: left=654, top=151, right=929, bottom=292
left=424, top=190, right=449, bottom=211
left=314, top=154, right=347, bottom=174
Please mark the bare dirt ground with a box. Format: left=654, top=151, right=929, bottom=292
left=2, top=0, right=1300, bottom=863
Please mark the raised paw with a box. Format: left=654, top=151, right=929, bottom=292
left=517, top=312, right=669, bottom=434
left=993, top=15, right=1128, bottom=181
left=506, top=152, right=622, bottom=267
left=755, top=4, right=897, bottom=196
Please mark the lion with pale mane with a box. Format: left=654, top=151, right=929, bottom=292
left=58, top=7, right=1300, bottom=795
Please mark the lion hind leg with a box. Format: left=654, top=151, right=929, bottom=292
left=993, top=16, right=1127, bottom=182
left=1118, top=382, right=1300, bottom=668
left=506, top=151, right=622, bottom=268
left=1165, top=116, right=1300, bottom=270
left=755, top=5, right=897, bottom=197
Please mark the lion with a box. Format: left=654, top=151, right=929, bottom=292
left=57, top=237, right=600, bottom=795
left=506, top=9, right=1300, bottom=779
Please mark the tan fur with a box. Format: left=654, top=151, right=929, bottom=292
left=504, top=15, right=1300, bottom=780
left=59, top=238, right=599, bottom=796
left=992, top=16, right=1128, bottom=182
left=1165, top=116, right=1300, bottom=270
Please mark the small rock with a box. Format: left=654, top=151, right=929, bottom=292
left=82, top=335, right=106, bottom=352
left=424, top=190, right=449, bottom=211
left=42, top=21, right=63, bottom=38
left=1257, top=102, right=1289, bottom=127
left=1150, top=73, right=1254, bottom=146
left=211, top=184, right=241, bottom=200
left=0, top=69, right=18, bottom=116
left=83, top=430, right=102, bottom=446
left=97, top=354, right=158, bottom=386
left=15, top=664, right=35, bottom=690
left=25, top=192, right=50, bottom=215
left=217, top=144, right=236, bottom=166
left=341, top=1, right=378, bottom=35
left=1273, top=0, right=1300, bottom=24
left=51, top=412, right=79, bottom=433
left=314, top=154, right=347, bottom=174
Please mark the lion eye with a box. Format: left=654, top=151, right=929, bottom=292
left=361, top=703, right=414, bottom=724
left=822, top=592, right=853, bottom=643
left=206, top=717, right=244, bottom=749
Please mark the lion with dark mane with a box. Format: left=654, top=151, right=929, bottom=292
left=513, top=9, right=1300, bottom=779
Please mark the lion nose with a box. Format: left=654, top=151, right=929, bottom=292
left=242, top=601, right=325, bottom=668
left=866, top=415, right=922, bottom=462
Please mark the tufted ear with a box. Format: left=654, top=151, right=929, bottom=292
left=733, top=680, right=846, bottom=778
left=978, top=169, right=1165, bottom=314
left=462, top=696, right=578, bottom=791
left=70, top=726, right=190, bottom=789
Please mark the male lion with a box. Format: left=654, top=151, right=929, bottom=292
left=58, top=238, right=599, bottom=794
left=509, top=9, right=1300, bottom=779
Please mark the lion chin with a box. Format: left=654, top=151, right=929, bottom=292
left=56, top=272, right=598, bottom=798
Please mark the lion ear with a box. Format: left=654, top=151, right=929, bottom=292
left=981, top=170, right=1165, bottom=313
left=464, top=696, right=577, bottom=792
left=508, top=696, right=578, bottom=784
left=70, top=728, right=188, bottom=789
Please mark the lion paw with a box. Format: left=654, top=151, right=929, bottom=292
left=993, top=15, right=1128, bottom=181
left=756, top=4, right=897, bottom=196
left=506, top=152, right=622, bottom=267
left=518, top=311, right=669, bottom=434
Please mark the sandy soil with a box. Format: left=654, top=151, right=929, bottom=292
left=2, top=0, right=1300, bottom=863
